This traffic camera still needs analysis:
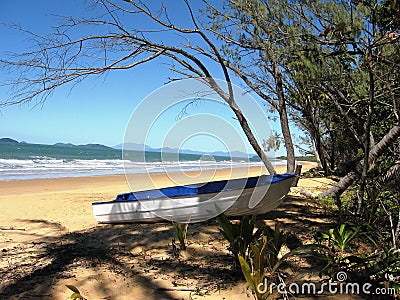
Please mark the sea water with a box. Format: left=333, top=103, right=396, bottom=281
left=0, top=142, right=284, bottom=180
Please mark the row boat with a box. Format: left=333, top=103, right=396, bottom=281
left=92, top=173, right=296, bottom=223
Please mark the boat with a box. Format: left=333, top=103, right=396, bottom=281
left=92, top=173, right=296, bottom=223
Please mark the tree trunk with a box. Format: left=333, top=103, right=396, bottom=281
left=310, top=125, right=329, bottom=175
left=312, top=138, right=323, bottom=169
left=318, top=124, right=400, bottom=197
left=231, top=103, right=277, bottom=175
left=328, top=128, right=335, bottom=173
left=374, top=162, right=400, bottom=189
left=368, top=162, right=400, bottom=206
left=279, top=109, right=296, bottom=173
left=300, top=97, right=328, bottom=174
left=368, top=128, right=400, bottom=164
left=205, top=77, right=277, bottom=175
left=319, top=171, right=358, bottom=197
left=357, top=48, right=375, bottom=214
left=273, top=61, right=295, bottom=173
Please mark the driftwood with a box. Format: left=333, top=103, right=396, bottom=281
left=0, top=227, right=25, bottom=231
left=299, top=188, right=318, bottom=199
left=157, top=287, right=197, bottom=292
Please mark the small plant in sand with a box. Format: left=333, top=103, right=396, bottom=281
left=314, top=223, right=361, bottom=274
left=65, top=285, right=86, bottom=300
left=311, top=223, right=400, bottom=297
left=320, top=223, right=360, bottom=252
left=172, top=222, right=188, bottom=251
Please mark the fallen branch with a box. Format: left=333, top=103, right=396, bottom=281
left=300, top=188, right=318, bottom=199
left=0, top=227, right=26, bottom=231
left=157, top=287, right=197, bottom=292
left=302, top=124, right=400, bottom=198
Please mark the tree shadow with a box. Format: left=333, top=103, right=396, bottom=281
left=0, top=196, right=345, bottom=299
left=0, top=218, right=239, bottom=299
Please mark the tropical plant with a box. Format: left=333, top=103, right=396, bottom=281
left=172, top=222, right=188, bottom=251
left=66, top=285, right=86, bottom=300
left=215, top=214, right=264, bottom=264
left=237, top=224, right=331, bottom=299
left=375, top=249, right=400, bottom=298
left=239, top=237, right=272, bottom=300
left=312, top=223, right=364, bottom=278
left=320, top=223, right=360, bottom=252
left=238, top=224, right=288, bottom=299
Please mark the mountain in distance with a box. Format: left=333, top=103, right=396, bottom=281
left=1, top=137, right=253, bottom=158
left=115, top=142, right=252, bottom=158
left=54, top=142, right=114, bottom=150
left=53, top=142, right=75, bottom=147
left=0, top=138, right=114, bottom=150
left=0, top=137, right=19, bottom=144
left=79, top=143, right=114, bottom=150
left=113, top=142, right=154, bottom=152
left=210, top=150, right=253, bottom=158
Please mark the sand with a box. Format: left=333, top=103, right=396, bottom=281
left=1, top=162, right=361, bottom=300
left=0, top=163, right=301, bottom=233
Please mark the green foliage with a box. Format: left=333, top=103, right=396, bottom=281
left=262, top=131, right=281, bottom=152
left=216, top=214, right=264, bottom=263
left=237, top=224, right=331, bottom=299
left=312, top=223, right=399, bottom=300
left=238, top=245, right=268, bottom=299
left=376, top=250, right=400, bottom=298
left=209, top=0, right=400, bottom=181
left=312, top=223, right=364, bottom=277
left=237, top=225, right=287, bottom=299
left=376, top=0, right=400, bottom=31
left=262, top=224, right=287, bottom=269
left=216, top=216, right=349, bottom=299
left=320, top=223, right=360, bottom=252
left=216, top=214, right=292, bottom=298
left=172, top=222, right=188, bottom=251
left=65, top=285, right=86, bottom=300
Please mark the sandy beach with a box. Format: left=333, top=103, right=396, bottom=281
left=0, top=162, right=356, bottom=300
left=0, top=164, right=297, bottom=233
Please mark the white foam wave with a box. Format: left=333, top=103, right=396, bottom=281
left=0, top=157, right=282, bottom=180
left=0, top=158, right=127, bottom=180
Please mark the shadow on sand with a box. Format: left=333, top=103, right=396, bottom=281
left=0, top=196, right=371, bottom=299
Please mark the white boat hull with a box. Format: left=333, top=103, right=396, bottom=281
left=92, top=174, right=295, bottom=223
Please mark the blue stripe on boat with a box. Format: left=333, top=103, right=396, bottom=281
left=92, top=173, right=295, bottom=204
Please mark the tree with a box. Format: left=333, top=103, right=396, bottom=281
left=205, top=0, right=399, bottom=208
left=0, top=0, right=277, bottom=174
left=288, top=0, right=400, bottom=210
left=204, top=0, right=298, bottom=173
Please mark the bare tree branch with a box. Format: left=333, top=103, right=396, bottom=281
left=0, top=0, right=277, bottom=174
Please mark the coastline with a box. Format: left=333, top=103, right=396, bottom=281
left=0, top=161, right=317, bottom=196
left=0, top=156, right=287, bottom=181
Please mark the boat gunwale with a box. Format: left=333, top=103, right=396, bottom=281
left=92, top=173, right=295, bottom=205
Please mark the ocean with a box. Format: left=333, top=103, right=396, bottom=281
left=0, top=142, right=283, bottom=180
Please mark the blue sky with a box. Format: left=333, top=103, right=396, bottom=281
left=0, top=1, right=171, bottom=146
left=0, top=1, right=302, bottom=156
